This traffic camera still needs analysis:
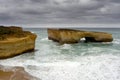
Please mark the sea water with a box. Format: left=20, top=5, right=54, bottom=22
left=0, top=28, right=120, bottom=80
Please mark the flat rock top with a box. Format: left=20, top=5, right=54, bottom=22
left=0, top=26, right=36, bottom=41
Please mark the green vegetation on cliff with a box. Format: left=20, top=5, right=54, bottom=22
left=0, top=26, right=32, bottom=40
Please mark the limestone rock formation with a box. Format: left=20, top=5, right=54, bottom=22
left=0, top=65, right=39, bottom=80
left=0, top=26, right=37, bottom=59
left=47, top=28, right=113, bottom=44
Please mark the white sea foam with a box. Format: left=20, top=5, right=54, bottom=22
left=27, top=54, right=120, bottom=80
left=0, top=54, right=120, bottom=80
left=61, top=44, right=72, bottom=49
left=40, top=38, right=48, bottom=41
left=114, top=39, right=120, bottom=44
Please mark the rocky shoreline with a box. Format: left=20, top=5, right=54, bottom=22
left=0, top=65, right=40, bottom=80
left=0, top=26, right=39, bottom=79
left=0, top=26, right=114, bottom=80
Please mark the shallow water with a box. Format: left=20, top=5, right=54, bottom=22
left=0, top=28, right=120, bottom=80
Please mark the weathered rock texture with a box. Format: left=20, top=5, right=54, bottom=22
left=0, top=26, right=37, bottom=59
left=48, top=28, right=113, bottom=44
left=0, top=65, right=39, bottom=80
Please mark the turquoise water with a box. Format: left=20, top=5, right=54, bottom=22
left=0, top=28, right=120, bottom=80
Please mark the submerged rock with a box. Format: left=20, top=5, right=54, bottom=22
left=47, top=28, right=113, bottom=44
left=0, top=65, right=39, bottom=80
left=0, top=26, right=37, bottom=59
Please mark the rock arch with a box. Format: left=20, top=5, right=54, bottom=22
left=47, top=28, right=113, bottom=44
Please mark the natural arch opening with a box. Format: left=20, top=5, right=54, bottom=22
left=80, top=37, right=97, bottom=43
left=80, top=38, right=85, bottom=42
left=85, top=37, right=96, bottom=42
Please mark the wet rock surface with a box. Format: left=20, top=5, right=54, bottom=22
left=0, top=65, right=40, bottom=80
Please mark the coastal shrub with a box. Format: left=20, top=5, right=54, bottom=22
left=0, top=26, right=31, bottom=40
left=0, top=27, right=12, bottom=35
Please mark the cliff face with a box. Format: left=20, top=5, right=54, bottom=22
left=0, top=26, right=37, bottom=59
left=48, top=29, right=113, bottom=44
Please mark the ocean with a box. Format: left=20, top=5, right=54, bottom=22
left=0, top=28, right=120, bottom=80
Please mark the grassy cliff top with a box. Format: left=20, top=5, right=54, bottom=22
left=0, top=26, right=32, bottom=40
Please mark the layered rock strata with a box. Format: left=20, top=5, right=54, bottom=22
left=0, top=26, right=37, bottom=59
left=48, top=28, right=113, bottom=44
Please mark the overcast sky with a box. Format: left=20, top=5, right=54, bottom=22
left=0, top=0, right=120, bottom=28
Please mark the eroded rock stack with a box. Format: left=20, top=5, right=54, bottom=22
left=47, top=28, right=113, bottom=44
left=0, top=26, right=37, bottom=59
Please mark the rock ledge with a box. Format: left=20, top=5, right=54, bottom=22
left=0, top=26, right=37, bottom=59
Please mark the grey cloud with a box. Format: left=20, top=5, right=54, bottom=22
left=0, top=0, right=120, bottom=26
left=110, top=0, right=120, bottom=3
left=29, top=0, right=49, bottom=3
left=0, top=13, right=13, bottom=21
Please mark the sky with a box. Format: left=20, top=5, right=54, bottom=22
left=0, top=0, right=120, bottom=28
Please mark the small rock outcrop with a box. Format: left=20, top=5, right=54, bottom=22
left=0, top=65, right=39, bottom=80
left=0, top=26, right=37, bottom=59
left=47, top=28, right=113, bottom=44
